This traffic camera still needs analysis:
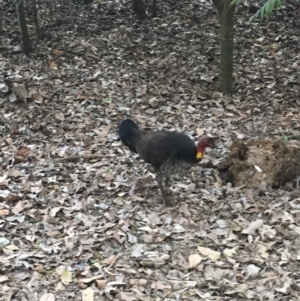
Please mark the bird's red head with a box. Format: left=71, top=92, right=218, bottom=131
left=196, top=136, right=215, bottom=159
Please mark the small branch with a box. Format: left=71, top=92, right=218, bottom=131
left=11, top=154, right=104, bottom=165
left=149, top=78, right=162, bottom=98
left=52, top=154, right=104, bottom=163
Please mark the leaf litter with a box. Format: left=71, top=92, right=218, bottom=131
left=1, top=0, right=300, bottom=300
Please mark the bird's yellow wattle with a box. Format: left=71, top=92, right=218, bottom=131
left=196, top=151, right=203, bottom=159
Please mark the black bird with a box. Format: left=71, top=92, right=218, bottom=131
left=119, top=118, right=215, bottom=205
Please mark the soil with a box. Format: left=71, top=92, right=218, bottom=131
left=221, top=137, right=300, bottom=188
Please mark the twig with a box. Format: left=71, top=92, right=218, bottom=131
left=296, top=176, right=300, bottom=191
left=10, top=154, right=104, bottom=165
left=52, top=154, right=103, bottom=163
left=149, top=78, right=162, bottom=98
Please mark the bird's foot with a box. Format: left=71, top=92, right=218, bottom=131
left=162, top=193, right=174, bottom=206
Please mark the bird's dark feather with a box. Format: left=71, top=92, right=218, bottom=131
left=136, top=131, right=199, bottom=170
left=119, top=118, right=204, bottom=205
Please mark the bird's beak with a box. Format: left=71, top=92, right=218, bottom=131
left=196, top=151, right=203, bottom=159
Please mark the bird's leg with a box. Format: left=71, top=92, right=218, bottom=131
left=128, top=176, right=139, bottom=197
left=157, top=172, right=172, bottom=206
left=165, top=176, right=171, bottom=188
left=164, top=176, right=173, bottom=206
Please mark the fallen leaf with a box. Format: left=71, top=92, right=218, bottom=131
left=132, top=288, right=151, bottom=301
left=131, top=244, right=144, bottom=257
left=223, top=247, right=238, bottom=257
left=82, top=287, right=94, bottom=301
left=118, top=292, right=138, bottom=301
left=12, top=201, right=24, bottom=215
left=61, top=270, right=72, bottom=285
left=197, top=246, right=221, bottom=261
left=246, top=264, right=261, bottom=278
left=254, top=165, right=263, bottom=172
left=189, top=254, right=202, bottom=269
left=17, top=146, right=31, bottom=156
left=228, top=220, right=242, bottom=231
left=35, top=265, right=46, bottom=273
left=0, top=209, right=9, bottom=216
left=96, top=279, right=107, bottom=289
left=50, top=207, right=62, bottom=217
left=53, top=49, right=63, bottom=56
left=5, top=244, right=19, bottom=251
left=103, top=254, right=122, bottom=266
left=242, top=219, right=264, bottom=235
left=40, top=293, right=55, bottom=301
left=0, top=275, right=9, bottom=282
left=80, top=274, right=104, bottom=284
left=0, top=237, right=10, bottom=246
left=50, top=61, right=57, bottom=69
left=0, top=174, right=8, bottom=186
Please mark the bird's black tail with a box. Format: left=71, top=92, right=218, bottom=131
left=119, top=119, right=141, bottom=153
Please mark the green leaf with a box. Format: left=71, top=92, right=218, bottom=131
left=213, top=168, right=219, bottom=175
left=103, top=98, right=112, bottom=104
left=231, top=0, right=287, bottom=21
left=282, top=135, right=288, bottom=142
left=250, top=0, right=286, bottom=21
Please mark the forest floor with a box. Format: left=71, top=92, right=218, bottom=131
left=1, top=0, right=300, bottom=300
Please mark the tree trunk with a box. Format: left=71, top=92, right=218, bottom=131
left=31, top=0, right=40, bottom=40
left=132, top=0, right=147, bottom=20
left=212, top=0, right=235, bottom=94
left=152, top=0, right=157, bottom=17
left=15, top=0, right=33, bottom=55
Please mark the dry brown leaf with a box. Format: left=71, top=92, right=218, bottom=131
left=55, top=113, right=64, bottom=121
left=55, top=282, right=65, bottom=292
left=5, top=193, right=22, bottom=202
left=138, top=279, right=148, bottom=286
left=5, top=244, right=19, bottom=251
left=118, top=292, right=138, bottom=301
left=82, top=287, right=94, bottom=301
left=242, top=219, right=264, bottom=235
left=61, top=270, right=72, bottom=285
left=196, top=128, right=205, bottom=136
left=132, top=288, right=151, bottom=301
left=53, top=49, right=63, bottom=56
left=96, top=279, right=107, bottom=289
left=50, top=61, right=57, bottom=69
left=0, top=209, right=9, bottom=216
left=246, top=264, right=261, bottom=278
left=0, top=174, right=8, bottom=186
left=40, top=293, right=55, bottom=301
left=50, top=207, right=62, bottom=217
left=188, top=254, right=202, bottom=269
left=224, top=283, right=248, bottom=295
left=103, top=254, right=122, bottom=266
left=43, top=215, right=59, bottom=225
left=80, top=274, right=104, bottom=284
left=228, top=220, right=242, bottom=231
left=32, top=93, right=44, bottom=102
left=12, top=201, right=24, bottom=215
left=112, top=230, right=123, bottom=244
left=35, top=265, right=46, bottom=274
left=0, top=275, right=9, bottom=283
left=197, top=246, right=221, bottom=261
left=223, top=247, right=238, bottom=257
left=17, top=146, right=31, bottom=156
left=78, top=280, right=88, bottom=289
left=12, top=83, right=28, bottom=101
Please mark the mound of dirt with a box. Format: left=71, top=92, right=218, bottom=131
left=222, top=138, right=300, bottom=188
